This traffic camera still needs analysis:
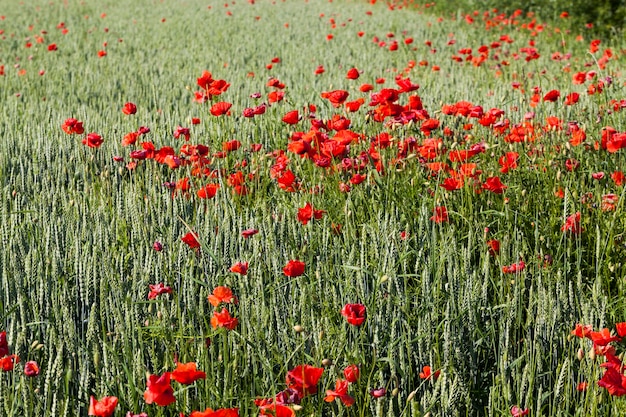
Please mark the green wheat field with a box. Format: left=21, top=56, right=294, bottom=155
left=1, top=0, right=626, bottom=416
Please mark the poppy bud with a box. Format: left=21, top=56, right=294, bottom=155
left=322, top=358, right=332, bottom=367
left=293, top=325, right=304, bottom=333
left=370, top=387, right=386, bottom=398
left=577, top=348, right=584, bottom=361
left=153, top=241, right=163, bottom=252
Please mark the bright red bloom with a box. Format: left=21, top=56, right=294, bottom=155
left=122, top=131, right=139, bottom=146
left=616, top=322, right=626, bottom=337
left=590, top=328, right=621, bottom=346
left=346, top=68, right=360, bottom=80
left=174, top=126, right=191, bottom=141
left=283, top=260, right=306, bottom=277
left=208, top=286, right=237, bottom=307
left=498, top=152, right=519, bottom=173
left=144, top=372, right=176, bottom=406
left=359, top=83, right=374, bottom=92
left=210, top=101, right=232, bottom=116
left=229, top=261, right=249, bottom=275
left=62, top=118, right=84, bottom=135
left=612, top=171, right=625, bottom=186
left=197, top=183, right=220, bottom=199
left=171, top=362, right=207, bottom=385
left=0, top=354, right=19, bottom=371
left=282, top=110, right=300, bottom=125
left=189, top=408, right=239, bottom=417
left=297, top=202, right=325, bottom=225
left=565, top=92, right=579, bottom=105
left=88, top=396, right=118, bottom=417
left=430, top=206, right=449, bottom=223
left=82, top=133, right=103, bottom=148
left=148, top=283, right=172, bottom=299
left=341, top=303, right=366, bottom=326
left=0, top=332, right=8, bottom=358
left=321, top=90, right=350, bottom=107
left=419, top=365, right=440, bottom=380
left=241, top=228, right=259, bottom=238
left=571, top=323, right=593, bottom=339
left=181, top=232, right=201, bottom=249
left=324, top=379, right=355, bottom=407
left=343, top=365, right=360, bottom=383
left=543, top=89, right=560, bottom=102
left=502, top=260, right=525, bottom=274
left=256, top=401, right=295, bottom=417
left=510, top=405, right=529, bottom=416
left=286, top=364, right=324, bottom=397
left=211, top=308, right=238, bottom=330
left=487, top=239, right=500, bottom=256
left=122, top=102, right=137, bottom=115
left=24, top=360, right=40, bottom=377
left=561, top=212, right=582, bottom=235
left=482, top=176, right=507, bottom=194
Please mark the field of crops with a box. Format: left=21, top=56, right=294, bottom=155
left=1, top=0, right=626, bottom=416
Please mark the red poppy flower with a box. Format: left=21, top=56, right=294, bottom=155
left=211, top=308, right=238, bottom=330
left=571, top=323, right=593, bottom=339
left=543, top=89, right=560, bottom=102
left=561, top=212, right=582, bottom=235
left=345, top=98, right=365, bottom=112
left=510, top=406, right=529, bottom=416
left=222, top=140, right=241, bottom=152
left=0, top=331, right=9, bottom=358
left=229, top=262, right=249, bottom=275
left=612, top=171, right=625, bottom=186
left=189, top=408, right=239, bottom=417
left=590, top=328, right=621, bottom=346
left=297, top=202, right=325, bottom=225
left=343, top=365, right=360, bottom=383
left=208, top=286, right=237, bottom=307
left=122, top=102, right=137, bottom=115
left=282, top=110, right=300, bottom=125
left=268, top=91, right=285, bottom=103
left=565, top=92, right=579, bottom=105
left=47, top=43, right=57, bottom=51
left=498, top=152, right=519, bottom=173
left=283, top=260, right=306, bottom=277
left=341, top=303, right=366, bottom=326
left=0, top=354, right=19, bottom=371
left=144, top=372, right=176, bottom=406
left=197, top=183, right=220, bottom=199
left=256, top=402, right=295, bottom=417
left=181, top=232, right=200, bottom=249
left=482, top=176, right=507, bottom=194
left=346, top=68, right=360, bottom=79
left=88, top=396, right=118, bottom=417
left=148, top=283, right=172, bottom=299
left=359, top=83, right=374, bottom=92
left=82, top=133, right=104, bottom=148
left=321, top=90, right=349, bottom=107
left=62, top=118, right=85, bottom=135
left=324, top=379, right=355, bottom=407
left=173, top=126, right=191, bottom=141
left=171, top=362, right=207, bottom=385
left=502, top=260, right=525, bottom=274
left=23, top=360, right=40, bottom=377
left=210, top=101, right=232, bottom=116
left=286, top=364, right=324, bottom=397
left=241, top=228, right=259, bottom=238
left=369, top=387, right=386, bottom=398
left=598, top=366, right=626, bottom=396
left=419, top=365, right=440, bottom=380
left=430, top=206, right=449, bottom=223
